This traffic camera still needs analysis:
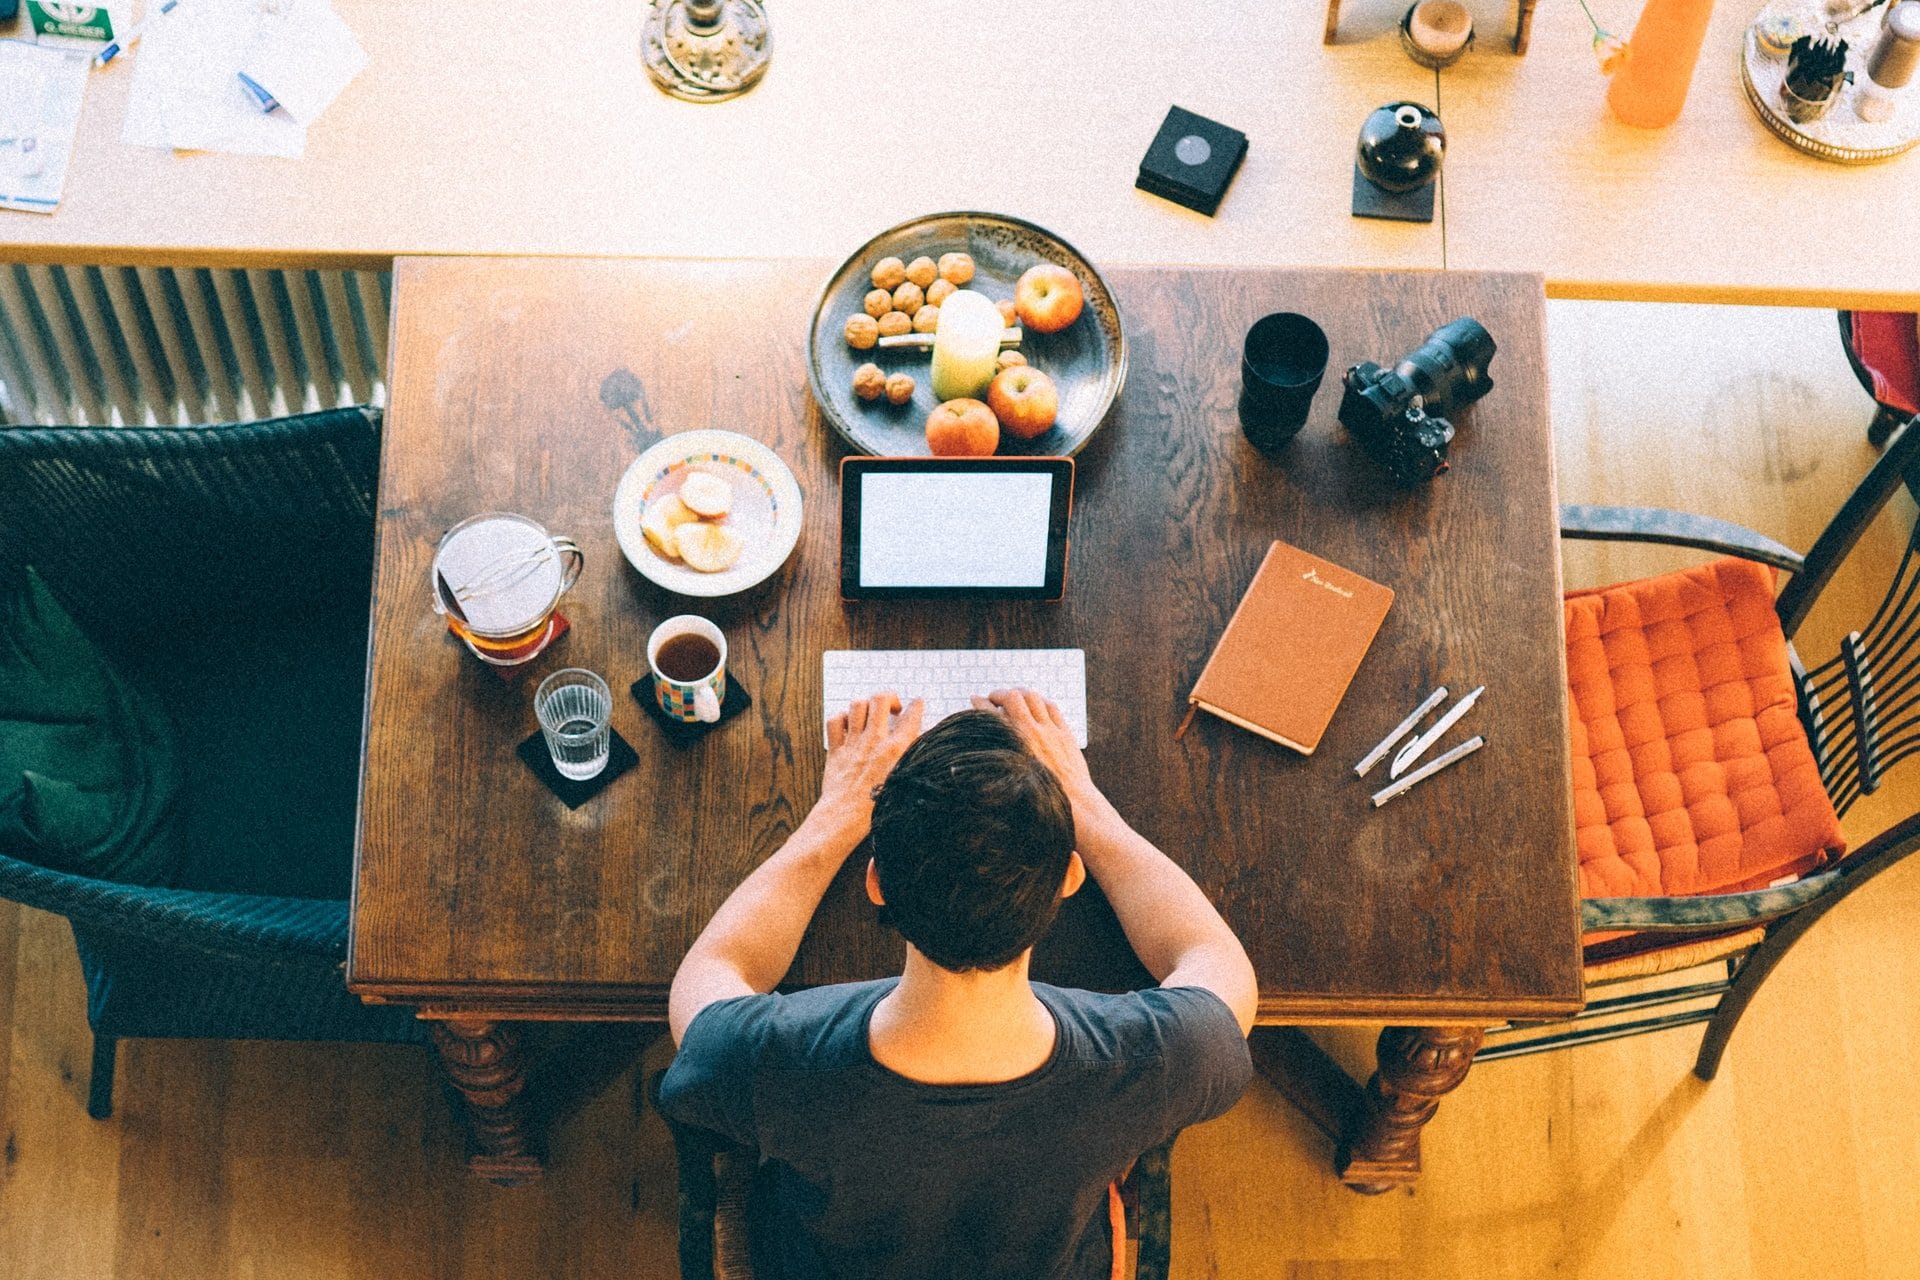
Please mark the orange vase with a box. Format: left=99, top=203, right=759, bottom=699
left=1607, top=0, right=1717, bottom=127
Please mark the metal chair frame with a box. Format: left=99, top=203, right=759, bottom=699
left=1482, top=413, right=1920, bottom=1077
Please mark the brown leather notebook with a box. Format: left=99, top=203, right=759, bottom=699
left=1179, top=540, right=1394, bottom=754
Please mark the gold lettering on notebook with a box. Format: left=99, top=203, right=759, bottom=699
left=1303, top=568, right=1354, bottom=599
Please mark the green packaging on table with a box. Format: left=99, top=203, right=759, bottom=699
left=27, top=1, right=122, bottom=44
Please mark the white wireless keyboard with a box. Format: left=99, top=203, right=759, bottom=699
left=822, top=649, right=1088, bottom=747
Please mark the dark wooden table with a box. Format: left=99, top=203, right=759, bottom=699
left=350, top=256, right=1581, bottom=1191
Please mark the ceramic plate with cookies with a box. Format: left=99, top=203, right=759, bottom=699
left=613, top=430, right=804, bottom=598
left=807, top=212, right=1127, bottom=458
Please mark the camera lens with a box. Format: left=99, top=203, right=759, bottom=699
left=1402, top=318, right=1496, bottom=408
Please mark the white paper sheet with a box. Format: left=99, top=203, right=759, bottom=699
left=0, top=41, right=92, bottom=214
left=238, top=0, right=366, bottom=124
left=121, top=0, right=306, bottom=157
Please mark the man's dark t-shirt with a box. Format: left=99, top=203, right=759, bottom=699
left=658, top=980, right=1251, bottom=1280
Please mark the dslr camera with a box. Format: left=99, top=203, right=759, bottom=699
left=1337, top=317, right=1497, bottom=485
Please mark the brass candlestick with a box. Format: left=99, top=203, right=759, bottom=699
left=641, top=0, right=771, bottom=103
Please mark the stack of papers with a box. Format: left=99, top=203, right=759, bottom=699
left=122, top=0, right=365, bottom=157
left=0, top=41, right=91, bottom=214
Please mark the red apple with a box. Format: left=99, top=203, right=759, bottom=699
left=926, top=399, right=1000, bottom=456
left=987, top=366, right=1059, bottom=439
left=1014, top=263, right=1084, bottom=334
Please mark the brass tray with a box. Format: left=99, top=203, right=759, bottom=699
left=1740, top=3, right=1920, bottom=165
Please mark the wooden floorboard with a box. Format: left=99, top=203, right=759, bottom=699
left=3, top=300, right=1915, bottom=1277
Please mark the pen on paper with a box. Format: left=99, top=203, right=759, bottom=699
left=94, top=0, right=183, bottom=67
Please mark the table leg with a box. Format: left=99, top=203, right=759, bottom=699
left=1337, top=1025, right=1483, bottom=1194
left=1513, top=0, right=1539, bottom=54
left=430, top=1019, right=545, bottom=1186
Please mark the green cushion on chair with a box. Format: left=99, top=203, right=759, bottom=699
left=0, top=567, right=184, bottom=886
left=142, top=609, right=369, bottom=901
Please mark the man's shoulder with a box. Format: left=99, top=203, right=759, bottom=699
left=1037, top=983, right=1248, bottom=1065
left=680, top=978, right=895, bottom=1070
left=1038, top=984, right=1253, bottom=1130
left=659, top=979, right=893, bottom=1133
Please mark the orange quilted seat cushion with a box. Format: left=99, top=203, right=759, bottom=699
left=1565, top=557, right=1845, bottom=903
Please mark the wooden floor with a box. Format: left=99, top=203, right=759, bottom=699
left=5, top=301, right=1916, bottom=1278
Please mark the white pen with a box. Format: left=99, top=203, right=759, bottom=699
left=94, top=0, right=182, bottom=67
left=1356, top=686, right=1448, bottom=777
left=1371, top=735, right=1485, bottom=808
left=1389, top=684, right=1484, bottom=779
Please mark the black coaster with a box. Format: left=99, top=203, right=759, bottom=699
left=632, top=674, right=753, bottom=747
left=516, top=726, right=638, bottom=809
left=1351, top=166, right=1436, bottom=223
left=1136, top=105, right=1247, bottom=217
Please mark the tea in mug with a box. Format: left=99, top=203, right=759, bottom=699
left=646, top=614, right=728, bottom=724
left=655, top=632, right=722, bottom=682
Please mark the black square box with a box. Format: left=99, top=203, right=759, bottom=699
left=1136, top=106, right=1248, bottom=217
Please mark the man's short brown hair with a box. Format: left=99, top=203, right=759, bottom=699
left=869, top=711, right=1076, bottom=972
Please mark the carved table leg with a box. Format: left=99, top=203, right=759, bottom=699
left=430, top=1019, right=545, bottom=1185
left=1337, top=1025, right=1483, bottom=1194
left=1513, top=0, right=1539, bottom=53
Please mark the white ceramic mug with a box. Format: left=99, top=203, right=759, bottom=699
left=647, top=615, right=727, bottom=723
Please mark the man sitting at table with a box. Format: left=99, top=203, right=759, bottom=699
left=660, top=689, right=1257, bottom=1280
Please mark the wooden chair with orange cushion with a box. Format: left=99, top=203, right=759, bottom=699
left=1479, top=412, right=1920, bottom=1078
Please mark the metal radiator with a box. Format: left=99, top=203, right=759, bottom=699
left=0, top=264, right=389, bottom=426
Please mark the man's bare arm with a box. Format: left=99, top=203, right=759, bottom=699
left=667, top=695, right=925, bottom=1044
left=979, top=690, right=1258, bottom=1034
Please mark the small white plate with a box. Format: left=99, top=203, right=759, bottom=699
left=613, top=430, right=804, bottom=598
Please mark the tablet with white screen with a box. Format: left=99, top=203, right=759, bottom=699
left=840, top=457, right=1074, bottom=600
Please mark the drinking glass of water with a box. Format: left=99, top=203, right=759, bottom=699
left=534, top=669, right=612, bottom=780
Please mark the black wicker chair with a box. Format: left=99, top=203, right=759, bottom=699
left=646, top=1072, right=1177, bottom=1280
left=0, top=407, right=427, bottom=1119
left=1480, top=411, right=1920, bottom=1076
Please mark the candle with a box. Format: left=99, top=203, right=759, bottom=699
left=930, top=289, right=1003, bottom=402
left=1868, top=1, right=1920, bottom=88
left=1408, top=0, right=1472, bottom=58
left=1858, top=1, right=1920, bottom=119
